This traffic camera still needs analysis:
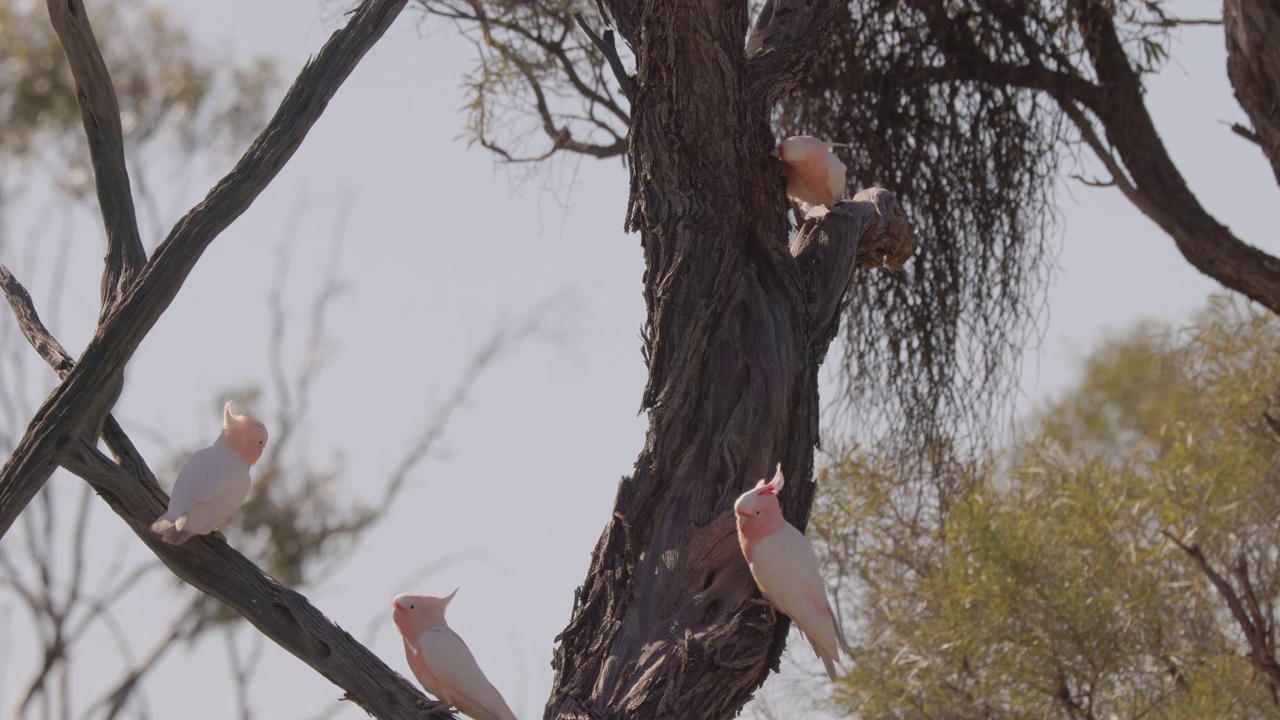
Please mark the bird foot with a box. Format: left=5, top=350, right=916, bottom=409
left=804, top=204, right=832, bottom=220
left=416, top=697, right=451, bottom=714
left=209, top=530, right=228, bottom=543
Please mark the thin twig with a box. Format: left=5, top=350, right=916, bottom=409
left=574, top=12, right=634, bottom=104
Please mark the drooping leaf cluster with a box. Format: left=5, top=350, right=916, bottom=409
left=407, top=1, right=1182, bottom=468
left=812, top=296, right=1280, bottom=718
left=780, top=0, right=1178, bottom=462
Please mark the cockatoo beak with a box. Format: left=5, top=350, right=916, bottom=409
left=769, top=147, right=781, bottom=158
left=393, top=597, right=406, bottom=611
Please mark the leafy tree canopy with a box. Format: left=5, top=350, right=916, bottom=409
left=814, top=296, right=1280, bottom=718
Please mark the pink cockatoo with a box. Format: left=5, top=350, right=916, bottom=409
left=392, top=590, right=518, bottom=720
left=150, top=402, right=268, bottom=545
left=770, top=135, right=850, bottom=209
left=735, top=464, right=850, bottom=679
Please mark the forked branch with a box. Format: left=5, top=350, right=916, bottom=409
left=0, top=0, right=410, bottom=540
left=1, top=261, right=454, bottom=720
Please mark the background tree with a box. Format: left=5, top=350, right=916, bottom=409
left=811, top=297, right=1280, bottom=718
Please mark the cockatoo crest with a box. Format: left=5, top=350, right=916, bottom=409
left=736, top=464, right=785, bottom=515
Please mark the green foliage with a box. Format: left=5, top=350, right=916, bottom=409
left=0, top=0, right=276, bottom=188
left=818, top=297, right=1280, bottom=718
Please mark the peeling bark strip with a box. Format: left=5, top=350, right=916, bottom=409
left=547, top=1, right=914, bottom=716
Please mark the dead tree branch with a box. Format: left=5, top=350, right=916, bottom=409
left=2, top=249, right=452, bottom=720
left=44, top=0, right=146, bottom=318
left=0, top=0, right=467, bottom=715
left=0, top=0, right=409, bottom=540
left=1165, top=532, right=1280, bottom=698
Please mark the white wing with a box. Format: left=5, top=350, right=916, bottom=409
left=417, top=626, right=517, bottom=720
left=163, top=444, right=251, bottom=535
left=750, top=524, right=846, bottom=679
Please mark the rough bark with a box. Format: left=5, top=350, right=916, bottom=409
left=544, top=5, right=914, bottom=716
left=45, top=0, right=147, bottom=318
left=1225, top=0, right=1280, bottom=186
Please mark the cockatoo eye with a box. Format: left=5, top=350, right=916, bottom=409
left=409, top=603, right=415, bottom=609
left=755, top=511, right=760, bottom=515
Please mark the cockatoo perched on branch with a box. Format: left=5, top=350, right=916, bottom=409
left=150, top=402, right=267, bottom=545
left=392, top=590, right=518, bottom=720
left=771, top=135, right=850, bottom=209
left=735, top=464, right=851, bottom=679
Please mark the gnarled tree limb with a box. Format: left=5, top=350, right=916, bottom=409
left=3, top=255, right=454, bottom=720
left=0, top=0, right=410, bottom=540
left=44, top=0, right=146, bottom=319
left=1073, top=1, right=1280, bottom=315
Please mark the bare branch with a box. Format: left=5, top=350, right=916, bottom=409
left=573, top=12, right=634, bottom=105
left=1164, top=532, right=1280, bottom=694
left=60, top=436, right=454, bottom=720
left=44, top=0, right=146, bottom=317
left=0, top=0, right=410, bottom=540
left=1138, top=16, right=1223, bottom=27
left=0, top=264, right=75, bottom=376
left=1229, top=121, right=1263, bottom=146
left=1074, top=2, right=1280, bottom=315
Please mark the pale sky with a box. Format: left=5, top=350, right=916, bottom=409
left=0, top=1, right=1274, bottom=718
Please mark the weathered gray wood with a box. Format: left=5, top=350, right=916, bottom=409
left=2, top=264, right=455, bottom=720
left=546, top=3, right=918, bottom=717
left=45, top=0, right=147, bottom=319
left=0, top=0, right=410, bottom=541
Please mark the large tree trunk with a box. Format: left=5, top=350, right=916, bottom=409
left=546, top=3, right=915, bottom=717
left=1225, top=0, right=1280, bottom=186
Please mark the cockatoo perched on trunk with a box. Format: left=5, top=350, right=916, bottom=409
left=392, top=590, right=518, bottom=720
left=150, top=402, right=267, bottom=545
left=735, top=464, right=851, bottom=679
left=771, top=135, right=850, bottom=209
